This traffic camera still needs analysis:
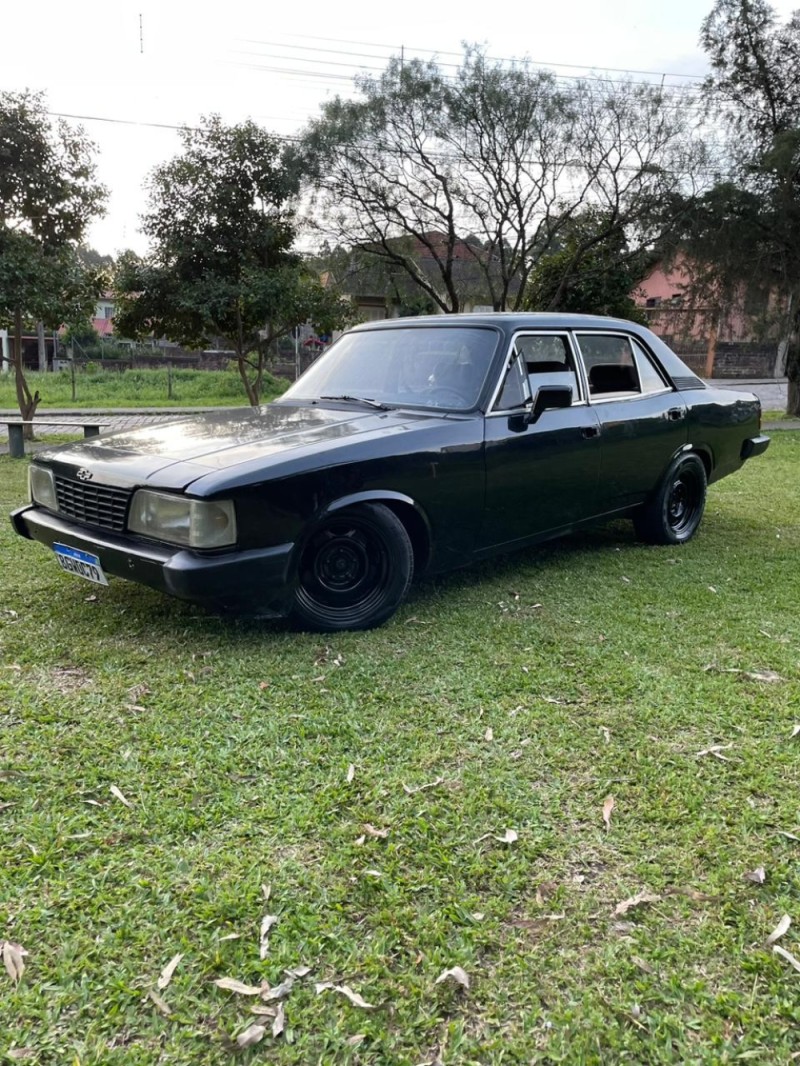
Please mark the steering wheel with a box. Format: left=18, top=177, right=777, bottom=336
left=426, top=386, right=470, bottom=408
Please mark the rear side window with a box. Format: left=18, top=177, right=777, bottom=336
left=576, top=334, right=668, bottom=398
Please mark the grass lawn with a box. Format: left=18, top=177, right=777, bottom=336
left=1, top=436, right=799, bottom=1064
left=0, top=369, right=287, bottom=410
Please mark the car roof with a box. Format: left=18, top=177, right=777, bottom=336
left=350, top=312, right=650, bottom=334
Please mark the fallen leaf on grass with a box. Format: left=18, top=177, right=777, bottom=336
left=778, top=831, right=800, bottom=842
left=435, top=965, right=470, bottom=989
left=346, top=764, right=355, bottom=783
left=7, top=1049, right=35, bottom=1061
left=109, top=785, right=132, bottom=807
left=744, top=866, right=767, bottom=885
left=602, top=795, right=615, bottom=832
left=272, top=1001, right=286, bottom=1037
left=148, top=989, right=172, bottom=1016
left=347, top=1034, right=366, bottom=1047
left=261, top=977, right=294, bottom=1002
left=613, top=891, right=662, bottom=916
left=704, top=664, right=784, bottom=683
left=214, top=977, right=265, bottom=996
left=315, top=982, right=376, bottom=1009
left=791, top=724, right=800, bottom=739
left=2, top=941, right=27, bottom=983
left=600, top=726, right=611, bottom=744
left=696, top=744, right=734, bottom=762
left=219, top=932, right=242, bottom=941
left=157, top=952, right=184, bottom=990
left=363, top=823, right=389, bottom=839
left=235, top=1023, right=267, bottom=1049
left=768, top=915, right=792, bottom=945
left=773, top=944, right=800, bottom=973
left=535, top=881, right=558, bottom=905
left=403, top=776, right=444, bottom=795
left=497, top=828, right=518, bottom=844
left=630, top=955, right=655, bottom=974
left=260, top=914, right=278, bottom=959
left=285, top=965, right=312, bottom=978
left=250, top=1005, right=277, bottom=1016
left=484, top=727, right=494, bottom=742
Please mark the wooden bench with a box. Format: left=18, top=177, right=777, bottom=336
left=3, top=420, right=110, bottom=458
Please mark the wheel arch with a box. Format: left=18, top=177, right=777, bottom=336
left=321, top=491, right=433, bottom=575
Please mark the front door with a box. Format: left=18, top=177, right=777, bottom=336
left=481, top=332, right=602, bottom=551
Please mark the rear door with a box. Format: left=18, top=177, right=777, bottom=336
left=573, top=331, right=688, bottom=515
left=481, top=331, right=602, bottom=550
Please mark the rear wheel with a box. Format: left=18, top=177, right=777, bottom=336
left=291, top=503, right=413, bottom=631
left=634, top=453, right=707, bottom=545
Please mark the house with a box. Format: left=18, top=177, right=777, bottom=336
left=634, top=255, right=785, bottom=378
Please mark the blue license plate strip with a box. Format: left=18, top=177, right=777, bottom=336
left=53, top=543, right=109, bottom=586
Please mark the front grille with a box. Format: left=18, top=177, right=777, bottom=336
left=55, top=477, right=132, bottom=533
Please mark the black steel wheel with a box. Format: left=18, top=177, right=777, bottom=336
left=634, top=453, right=707, bottom=545
left=291, top=503, right=414, bottom=631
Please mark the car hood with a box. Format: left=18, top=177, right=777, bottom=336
left=35, top=403, right=453, bottom=491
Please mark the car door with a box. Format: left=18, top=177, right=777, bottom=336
left=573, top=331, right=688, bottom=515
left=480, top=331, right=602, bottom=551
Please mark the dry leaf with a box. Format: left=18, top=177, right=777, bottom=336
left=744, top=866, right=767, bottom=885
left=435, top=965, right=470, bottom=989
left=484, top=727, right=494, bottom=742
left=355, top=834, right=366, bottom=845
left=109, top=785, right=132, bottom=807
left=272, top=1001, right=286, bottom=1038
left=613, top=890, right=662, bottom=916
left=602, top=795, right=615, bottom=832
left=157, top=952, right=184, bottom=990
left=7, top=1050, right=36, bottom=1061
left=791, top=724, right=800, bottom=739
left=767, top=915, right=792, bottom=945
left=346, top=763, right=355, bottom=783
left=402, top=776, right=444, bottom=795
left=600, top=726, right=611, bottom=744
left=261, top=883, right=271, bottom=901
left=696, top=744, right=733, bottom=762
left=773, top=944, right=800, bottom=973
left=363, top=824, right=389, bottom=839
left=236, top=1023, right=267, bottom=1049
left=347, top=1034, right=366, bottom=1046
left=315, top=982, right=376, bottom=1009
left=219, top=932, right=242, bottom=941
left=261, top=977, right=294, bottom=1002
left=285, top=965, right=312, bottom=978
left=260, top=914, right=279, bottom=959
left=148, top=988, right=172, bottom=1016
left=630, top=955, right=655, bottom=974
left=363, top=868, right=382, bottom=878
left=2, top=941, right=26, bottom=983
left=496, top=828, right=518, bottom=844
left=214, top=977, right=264, bottom=996
left=778, top=830, right=800, bottom=842
left=535, top=881, right=558, bottom=906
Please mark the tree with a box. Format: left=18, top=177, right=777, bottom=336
left=0, top=91, right=105, bottom=429
left=523, top=209, right=650, bottom=321
left=701, top=0, right=800, bottom=413
left=297, top=48, right=706, bottom=313
left=114, top=117, right=351, bottom=405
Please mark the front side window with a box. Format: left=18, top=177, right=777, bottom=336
left=493, top=333, right=580, bottom=411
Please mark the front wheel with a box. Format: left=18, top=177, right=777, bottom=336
left=634, top=453, right=707, bottom=545
left=291, top=503, right=414, bottom=631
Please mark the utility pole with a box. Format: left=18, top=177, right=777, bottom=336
left=0, top=329, right=9, bottom=374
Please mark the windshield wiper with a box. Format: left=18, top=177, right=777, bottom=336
left=318, top=395, right=391, bottom=410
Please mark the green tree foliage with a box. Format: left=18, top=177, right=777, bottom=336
left=701, top=0, right=800, bottom=412
left=524, top=210, right=650, bottom=321
left=0, top=90, right=105, bottom=425
left=297, top=48, right=705, bottom=313
left=114, top=117, right=351, bottom=405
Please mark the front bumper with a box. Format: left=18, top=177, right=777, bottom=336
left=11, top=505, right=296, bottom=617
left=741, top=434, right=770, bottom=460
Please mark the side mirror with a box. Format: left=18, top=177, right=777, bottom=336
left=527, top=385, right=573, bottom=424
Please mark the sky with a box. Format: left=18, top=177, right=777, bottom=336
left=3, top=0, right=798, bottom=255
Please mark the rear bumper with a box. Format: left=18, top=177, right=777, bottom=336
left=10, top=505, right=296, bottom=617
left=741, top=434, right=770, bottom=460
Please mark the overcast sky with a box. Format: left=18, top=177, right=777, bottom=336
left=4, top=0, right=798, bottom=254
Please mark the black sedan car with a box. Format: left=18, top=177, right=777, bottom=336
left=11, top=314, right=769, bottom=631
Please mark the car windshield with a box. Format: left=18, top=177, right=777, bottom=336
left=281, top=325, right=499, bottom=411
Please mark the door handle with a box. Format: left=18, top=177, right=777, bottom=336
left=666, top=407, right=685, bottom=421
left=581, top=425, right=601, bottom=439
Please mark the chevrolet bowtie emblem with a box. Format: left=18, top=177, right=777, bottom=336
left=76, top=468, right=93, bottom=481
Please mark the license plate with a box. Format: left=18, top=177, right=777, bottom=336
left=53, top=543, right=109, bottom=586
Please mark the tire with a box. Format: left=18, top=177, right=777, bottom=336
left=634, top=453, right=707, bottom=545
left=291, top=503, right=414, bottom=631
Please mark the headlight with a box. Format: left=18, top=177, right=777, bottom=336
left=128, top=491, right=236, bottom=548
left=29, top=465, right=57, bottom=511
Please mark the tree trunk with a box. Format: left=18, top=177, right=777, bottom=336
left=704, top=316, right=719, bottom=379
left=786, top=346, right=800, bottom=418
left=773, top=292, right=793, bottom=378
left=37, top=320, right=47, bottom=372
left=13, top=306, right=41, bottom=440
